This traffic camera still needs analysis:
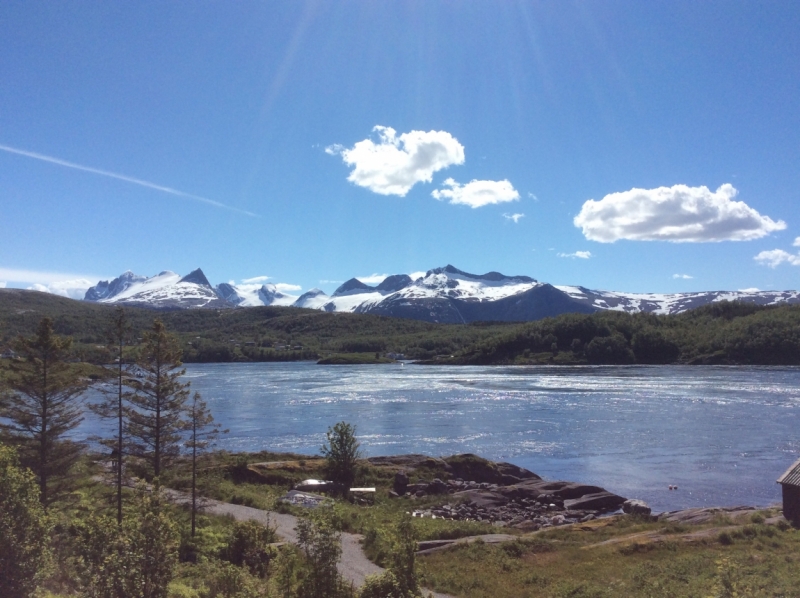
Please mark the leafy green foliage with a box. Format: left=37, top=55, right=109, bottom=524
left=321, top=421, right=363, bottom=491
left=295, top=505, right=354, bottom=598
left=72, top=481, right=180, bottom=598
left=358, top=570, right=405, bottom=598
left=0, top=443, right=52, bottom=598
left=223, top=519, right=278, bottom=578
left=450, top=303, right=800, bottom=365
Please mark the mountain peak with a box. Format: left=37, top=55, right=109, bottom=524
left=333, top=278, right=374, bottom=296
left=179, top=268, right=212, bottom=287
left=425, top=265, right=536, bottom=283
left=376, top=274, right=412, bottom=293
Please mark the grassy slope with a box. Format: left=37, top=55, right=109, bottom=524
left=417, top=513, right=800, bottom=598
left=174, top=450, right=800, bottom=597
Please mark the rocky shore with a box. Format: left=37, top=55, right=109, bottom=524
left=368, top=453, right=639, bottom=531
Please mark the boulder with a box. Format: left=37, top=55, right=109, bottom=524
left=564, top=492, right=626, bottom=512
left=622, top=499, right=652, bottom=516
left=427, top=478, right=449, bottom=494
left=393, top=471, right=409, bottom=494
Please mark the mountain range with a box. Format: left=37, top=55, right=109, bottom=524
left=78, top=265, right=800, bottom=324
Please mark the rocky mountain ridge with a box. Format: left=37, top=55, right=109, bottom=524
left=80, top=265, right=800, bottom=322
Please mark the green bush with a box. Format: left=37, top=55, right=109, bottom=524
left=224, top=520, right=278, bottom=578
left=358, top=570, right=405, bottom=598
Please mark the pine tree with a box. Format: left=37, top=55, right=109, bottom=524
left=126, top=319, right=189, bottom=478
left=89, top=307, right=134, bottom=524
left=0, top=318, right=86, bottom=508
left=185, top=391, right=224, bottom=536
left=0, top=443, right=53, bottom=598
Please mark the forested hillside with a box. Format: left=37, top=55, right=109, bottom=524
left=2, top=289, right=799, bottom=365
left=444, top=302, right=800, bottom=365
left=0, top=289, right=515, bottom=362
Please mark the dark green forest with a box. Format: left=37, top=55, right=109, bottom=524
left=444, top=301, right=800, bottom=366
left=1, top=288, right=799, bottom=365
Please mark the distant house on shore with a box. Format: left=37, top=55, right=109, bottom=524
left=777, top=458, right=800, bottom=523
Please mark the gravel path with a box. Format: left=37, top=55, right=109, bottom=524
left=163, top=489, right=454, bottom=598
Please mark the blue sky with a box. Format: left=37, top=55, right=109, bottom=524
left=1, top=1, right=799, bottom=299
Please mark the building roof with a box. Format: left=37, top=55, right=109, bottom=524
left=777, top=458, right=800, bottom=487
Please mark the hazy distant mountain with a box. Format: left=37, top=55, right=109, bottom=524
left=82, top=264, right=800, bottom=321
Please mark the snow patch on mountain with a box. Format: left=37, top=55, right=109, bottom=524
left=81, top=265, right=800, bottom=319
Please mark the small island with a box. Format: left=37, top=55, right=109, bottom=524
left=317, top=352, right=397, bottom=365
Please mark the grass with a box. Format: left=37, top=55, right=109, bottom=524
left=415, top=511, right=800, bottom=598
left=28, top=447, right=800, bottom=598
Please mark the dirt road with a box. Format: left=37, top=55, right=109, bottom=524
left=164, top=490, right=454, bottom=598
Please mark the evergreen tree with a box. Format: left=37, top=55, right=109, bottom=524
left=0, top=443, right=52, bottom=598
left=0, top=317, right=86, bottom=507
left=89, top=307, right=134, bottom=524
left=185, top=391, right=224, bottom=536
left=126, top=319, right=190, bottom=478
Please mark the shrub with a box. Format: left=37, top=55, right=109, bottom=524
left=0, top=444, right=52, bottom=598
left=321, top=421, right=363, bottom=491
left=224, top=520, right=278, bottom=578
left=358, top=571, right=404, bottom=598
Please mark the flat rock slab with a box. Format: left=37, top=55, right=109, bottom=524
left=416, top=533, right=517, bottom=555
left=659, top=506, right=756, bottom=525
left=564, top=492, right=626, bottom=512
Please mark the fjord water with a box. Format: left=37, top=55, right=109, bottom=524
left=84, top=363, right=800, bottom=513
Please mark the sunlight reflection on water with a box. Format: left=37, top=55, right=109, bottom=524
left=76, top=362, right=800, bottom=512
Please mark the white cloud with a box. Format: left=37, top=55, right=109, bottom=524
left=242, top=275, right=271, bottom=284
left=739, top=287, right=761, bottom=293
left=28, top=279, right=96, bottom=300
left=754, top=249, right=800, bottom=268
left=0, top=281, right=6, bottom=288
left=794, top=237, right=800, bottom=247
left=574, top=184, right=786, bottom=243
left=672, top=274, right=693, bottom=279
left=408, top=271, right=427, bottom=281
left=324, top=144, right=344, bottom=156
left=275, top=283, right=302, bottom=292
left=528, top=193, right=539, bottom=201
left=432, top=178, right=520, bottom=208
left=503, top=213, right=525, bottom=223
left=356, top=273, right=389, bottom=285
left=558, top=251, right=592, bottom=259
left=328, top=126, right=465, bottom=196
left=319, top=280, right=343, bottom=285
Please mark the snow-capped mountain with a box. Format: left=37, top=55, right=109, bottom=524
left=554, top=285, right=800, bottom=315
left=81, top=265, right=800, bottom=322
left=84, top=268, right=231, bottom=309
left=215, top=282, right=297, bottom=307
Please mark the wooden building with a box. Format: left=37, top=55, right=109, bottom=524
left=777, top=457, right=800, bottom=523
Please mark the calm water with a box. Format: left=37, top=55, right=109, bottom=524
left=78, top=362, right=800, bottom=513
